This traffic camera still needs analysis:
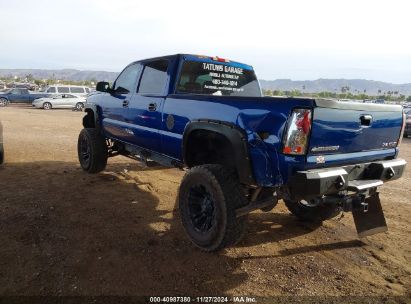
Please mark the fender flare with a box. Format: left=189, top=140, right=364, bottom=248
left=182, top=119, right=255, bottom=185
left=83, top=103, right=101, bottom=130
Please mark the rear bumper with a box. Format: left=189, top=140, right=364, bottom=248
left=288, top=158, right=407, bottom=200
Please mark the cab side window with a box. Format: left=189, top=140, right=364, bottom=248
left=138, top=60, right=169, bottom=95
left=47, top=87, right=56, bottom=93
left=113, top=63, right=142, bottom=93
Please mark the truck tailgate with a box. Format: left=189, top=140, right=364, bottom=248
left=309, top=100, right=403, bottom=155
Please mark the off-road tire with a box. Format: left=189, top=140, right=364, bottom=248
left=284, top=199, right=341, bottom=223
left=179, top=164, right=248, bottom=252
left=77, top=128, right=108, bottom=173
left=43, top=102, right=52, bottom=110
left=0, top=98, right=8, bottom=107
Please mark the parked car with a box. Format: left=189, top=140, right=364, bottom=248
left=0, top=88, right=48, bottom=106
left=32, top=94, right=86, bottom=110
left=41, top=85, right=90, bottom=96
left=0, top=121, right=3, bottom=164
left=405, top=108, right=411, bottom=138
left=78, top=54, right=406, bottom=251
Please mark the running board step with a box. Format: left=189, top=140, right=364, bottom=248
left=347, top=179, right=383, bottom=191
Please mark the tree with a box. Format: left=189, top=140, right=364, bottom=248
left=289, top=90, right=302, bottom=97
left=407, top=96, right=411, bottom=102
left=25, top=74, right=34, bottom=82
left=262, top=89, right=273, bottom=96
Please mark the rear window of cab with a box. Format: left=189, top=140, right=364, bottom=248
left=176, top=60, right=261, bottom=97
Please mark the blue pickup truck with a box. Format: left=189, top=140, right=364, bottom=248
left=0, top=88, right=48, bottom=106
left=78, top=54, right=407, bottom=251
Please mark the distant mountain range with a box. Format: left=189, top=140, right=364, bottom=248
left=260, top=79, right=411, bottom=95
left=1, top=69, right=410, bottom=95
left=0, top=69, right=118, bottom=82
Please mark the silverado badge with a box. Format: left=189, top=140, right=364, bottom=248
left=311, top=145, right=340, bottom=152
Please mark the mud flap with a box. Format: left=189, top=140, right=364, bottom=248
left=352, top=193, right=388, bottom=237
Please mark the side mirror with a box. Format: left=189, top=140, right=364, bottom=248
left=96, top=81, right=110, bottom=92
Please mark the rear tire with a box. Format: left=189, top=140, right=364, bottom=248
left=77, top=128, right=108, bottom=173
left=284, top=199, right=341, bottom=223
left=0, top=98, right=8, bottom=107
left=43, top=102, right=52, bottom=110
left=179, top=164, right=248, bottom=251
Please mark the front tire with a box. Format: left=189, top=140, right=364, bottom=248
left=43, top=102, right=52, bottom=110
left=75, top=102, right=84, bottom=111
left=284, top=198, right=341, bottom=223
left=179, top=164, right=248, bottom=252
left=77, top=128, right=108, bottom=173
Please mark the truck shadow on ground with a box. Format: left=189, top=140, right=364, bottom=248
left=238, top=213, right=364, bottom=256
left=0, top=161, right=363, bottom=296
left=0, top=161, right=247, bottom=296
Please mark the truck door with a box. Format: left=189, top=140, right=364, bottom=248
left=100, top=63, right=142, bottom=142
left=126, top=59, right=169, bottom=152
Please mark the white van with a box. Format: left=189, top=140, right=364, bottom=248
left=42, top=85, right=90, bottom=96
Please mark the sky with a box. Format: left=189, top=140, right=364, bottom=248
left=0, top=0, right=410, bottom=83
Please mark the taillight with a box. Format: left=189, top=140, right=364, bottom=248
left=283, top=109, right=312, bottom=155
left=397, top=111, right=406, bottom=147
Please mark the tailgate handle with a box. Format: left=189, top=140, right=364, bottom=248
left=360, top=114, right=372, bottom=126
left=148, top=103, right=157, bottom=111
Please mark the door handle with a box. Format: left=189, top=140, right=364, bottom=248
left=148, top=102, right=157, bottom=111
left=123, top=100, right=129, bottom=108
left=360, top=114, right=372, bottom=126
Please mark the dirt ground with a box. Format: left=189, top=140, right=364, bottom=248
left=0, top=105, right=410, bottom=300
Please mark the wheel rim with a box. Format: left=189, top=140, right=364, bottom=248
left=188, top=185, right=215, bottom=233
left=79, top=133, right=91, bottom=166
left=0, top=99, right=6, bottom=106
left=76, top=103, right=83, bottom=110
left=44, top=103, right=51, bottom=109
